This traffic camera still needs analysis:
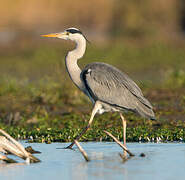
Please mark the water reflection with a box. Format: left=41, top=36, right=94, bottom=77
left=0, top=163, right=26, bottom=179
left=0, top=142, right=185, bottom=180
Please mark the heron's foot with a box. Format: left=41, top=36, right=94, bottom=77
left=63, top=143, right=75, bottom=150
left=56, top=142, right=75, bottom=150
left=64, top=146, right=74, bottom=150
left=56, top=146, right=74, bottom=150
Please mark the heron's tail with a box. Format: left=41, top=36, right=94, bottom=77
left=135, top=101, right=155, bottom=120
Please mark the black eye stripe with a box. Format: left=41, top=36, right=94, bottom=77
left=66, top=29, right=82, bottom=34
left=66, top=28, right=90, bottom=43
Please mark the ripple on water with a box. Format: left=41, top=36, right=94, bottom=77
left=0, top=142, right=185, bottom=180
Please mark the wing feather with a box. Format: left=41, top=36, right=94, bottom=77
left=81, top=62, right=153, bottom=111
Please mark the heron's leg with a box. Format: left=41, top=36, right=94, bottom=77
left=65, top=101, right=101, bottom=149
left=120, top=113, right=127, bottom=147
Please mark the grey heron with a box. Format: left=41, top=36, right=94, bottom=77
left=42, top=28, right=155, bottom=149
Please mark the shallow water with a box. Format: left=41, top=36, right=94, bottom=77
left=0, top=142, right=185, bottom=180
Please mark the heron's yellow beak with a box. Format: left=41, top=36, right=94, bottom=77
left=41, top=33, right=61, bottom=38
left=41, top=32, right=69, bottom=40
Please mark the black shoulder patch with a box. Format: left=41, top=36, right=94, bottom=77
left=66, top=28, right=82, bottom=34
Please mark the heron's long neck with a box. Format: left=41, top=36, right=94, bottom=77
left=65, top=38, right=86, bottom=91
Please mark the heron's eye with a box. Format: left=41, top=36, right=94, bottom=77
left=66, top=32, right=70, bottom=35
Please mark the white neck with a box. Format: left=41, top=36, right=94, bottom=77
left=65, top=36, right=86, bottom=91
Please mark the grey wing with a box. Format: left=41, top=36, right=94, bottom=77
left=81, top=62, right=155, bottom=118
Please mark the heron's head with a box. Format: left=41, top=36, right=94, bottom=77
left=41, top=27, right=88, bottom=42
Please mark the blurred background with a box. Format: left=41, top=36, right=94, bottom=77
left=1, top=0, right=185, bottom=41
left=0, top=0, right=184, bottom=126
left=0, top=0, right=185, bottom=81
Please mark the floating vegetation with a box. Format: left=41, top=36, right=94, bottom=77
left=0, top=125, right=185, bottom=143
